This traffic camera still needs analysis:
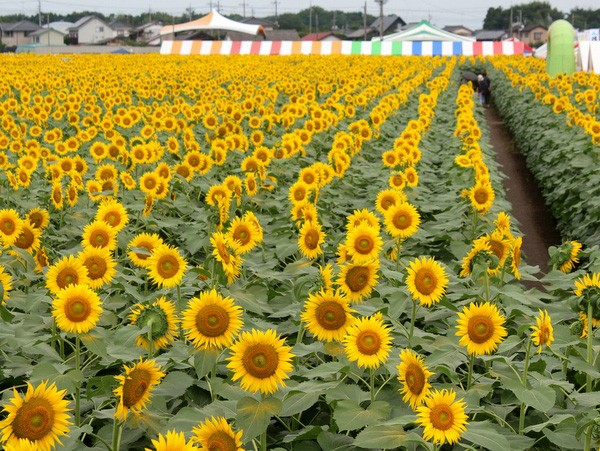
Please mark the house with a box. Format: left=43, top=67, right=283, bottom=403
left=109, top=21, right=132, bottom=38
left=474, top=30, right=508, bottom=41
left=31, top=28, right=66, bottom=46
left=517, top=24, right=548, bottom=46
left=301, top=32, right=340, bottom=41
left=347, top=15, right=406, bottom=40
left=0, top=20, right=40, bottom=47
left=68, top=16, right=114, bottom=44
left=48, top=21, right=74, bottom=34
left=130, top=22, right=163, bottom=45
left=226, top=29, right=299, bottom=41
left=443, top=25, right=473, bottom=37
left=241, top=17, right=276, bottom=31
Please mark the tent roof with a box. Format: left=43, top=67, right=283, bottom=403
left=375, top=20, right=475, bottom=42
left=160, top=10, right=264, bottom=37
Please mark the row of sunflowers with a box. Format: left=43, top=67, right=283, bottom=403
left=489, top=56, right=600, bottom=247
left=0, top=54, right=598, bottom=450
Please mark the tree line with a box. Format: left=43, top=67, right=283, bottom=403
left=483, top=2, right=600, bottom=30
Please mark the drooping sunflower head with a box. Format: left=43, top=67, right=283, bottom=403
left=345, top=222, right=382, bottom=264
left=301, top=289, right=356, bottom=342
left=383, top=202, right=421, bottom=240
left=81, top=220, right=117, bottom=252
left=0, top=380, right=72, bottom=450
left=0, top=209, right=23, bottom=247
left=227, top=329, right=294, bottom=395
left=510, top=236, right=523, bottom=280
left=482, top=230, right=510, bottom=274
left=531, top=309, right=554, bottom=353
left=459, top=238, right=495, bottom=278
left=114, top=358, right=165, bottom=422
left=415, top=389, right=468, bottom=445
left=210, top=231, right=242, bottom=285
left=319, top=263, right=334, bottom=292
left=78, top=246, right=117, bottom=290
left=130, top=297, right=180, bottom=351
left=147, top=244, right=188, bottom=289
left=191, top=416, right=244, bottom=451
left=52, top=283, right=103, bottom=334
left=456, top=301, right=508, bottom=355
left=128, top=233, right=164, bottom=268
left=0, top=264, right=13, bottom=304
left=549, top=240, right=583, bottom=274
left=336, top=261, right=379, bottom=303
left=343, top=312, right=392, bottom=369
left=182, top=289, right=244, bottom=350
left=298, top=220, right=325, bottom=260
left=397, top=348, right=434, bottom=409
left=45, top=254, right=90, bottom=295
left=95, top=198, right=129, bottom=233
left=405, top=257, right=449, bottom=307
left=144, top=430, right=198, bottom=451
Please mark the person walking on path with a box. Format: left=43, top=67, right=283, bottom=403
left=477, top=73, right=491, bottom=107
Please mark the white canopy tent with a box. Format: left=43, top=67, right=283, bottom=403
left=374, top=20, right=475, bottom=42
left=160, top=10, right=265, bottom=38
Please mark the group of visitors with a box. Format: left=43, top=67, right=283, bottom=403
left=461, top=71, right=492, bottom=107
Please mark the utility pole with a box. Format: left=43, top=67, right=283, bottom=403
left=38, top=0, right=42, bottom=27
left=309, top=3, right=312, bottom=35
left=509, top=8, right=513, bottom=37
left=315, top=13, right=319, bottom=34
left=240, top=0, right=246, bottom=18
left=374, top=0, right=387, bottom=39
left=363, top=2, right=367, bottom=40
left=332, top=10, right=337, bottom=31
left=273, top=0, right=279, bottom=27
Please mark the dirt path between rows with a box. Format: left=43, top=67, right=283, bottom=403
left=484, top=106, right=562, bottom=277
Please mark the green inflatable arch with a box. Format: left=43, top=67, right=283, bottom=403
left=546, top=20, right=576, bottom=76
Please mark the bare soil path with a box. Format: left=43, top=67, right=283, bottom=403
left=483, top=106, right=562, bottom=276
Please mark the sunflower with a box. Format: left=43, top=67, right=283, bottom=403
left=346, top=208, right=380, bottom=231
left=227, top=329, right=294, bottom=394
left=574, top=272, right=600, bottom=297
left=337, top=261, right=379, bottom=303
left=34, top=247, right=49, bottom=273
left=301, top=289, right=356, bottom=342
left=191, top=416, right=244, bottom=451
left=95, top=198, right=129, bottom=233
left=481, top=231, right=510, bottom=274
left=145, top=430, right=198, bottom=451
left=494, top=211, right=512, bottom=237
left=459, top=238, right=495, bottom=278
left=553, top=240, right=583, bottom=273
left=26, top=208, right=50, bottom=230
left=130, top=297, right=179, bottom=351
left=227, top=216, right=259, bottom=255
left=0, top=209, right=23, bottom=247
left=0, top=264, right=13, bottom=304
left=45, top=254, right=90, bottom=295
left=343, top=312, right=392, bottom=369
left=467, top=182, right=495, bottom=214
left=375, top=189, right=406, bottom=215
left=77, top=246, right=116, bottom=290
left=397, top=349, right=434, bottom=409
left=405, top=257, right=449, bottom=307
left=182, top=289, right=243, bottom=350
left=52, top=284, right=102, bottom=334
left=415, top=389, right=468, bottom=445
left=81, top=220, right=117, bottom=252
left=289, top=181, right=311, bottom=205
left=244, top=172, right=258, bottom=196
left=456, top=302, right=507, bottom=355
left=13, top=221, right=41, bottom=254
left=210, top=232, right=242, bottom=284
left=344, top=223, right=382, bottom=263
left=243, top=211, right=263, bottom=244
left=510, top=236, right=522, bottom=280
left=128, top=233, right=164, bottom=268
left=531, top=309, right=554, bottom=353
left=0, top=381, right=72, bottom=451
left=147, top=244, right=187, bottom=289
left=114, top=358, right=165, bottom=421
left=50, top=182, right=64, bottom=210
left=384, top=202, right=420, bottom=240
left=298, top=220, right=325, bottom=260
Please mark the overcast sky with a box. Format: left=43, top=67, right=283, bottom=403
left=2, top=0, right=598, bottom=29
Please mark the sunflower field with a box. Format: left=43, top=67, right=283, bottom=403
left=0, top=53, right=599, bottom=451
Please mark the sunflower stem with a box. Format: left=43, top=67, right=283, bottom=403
left=518, top=338, right=532, bottom=435
left=111, top=419, right=122, bottom=451
left=466, top=353, right=475, bottom=390
left=408, top=300, right=417, bottom=349
left=369, top=367, right=376, bottom=402
left=395, top=239, right=402, bottom=273
left=586, top=302, right=594, bottom=392
left=147, top=320, right=154, bottom=360
left=260, top=430, right=267, bottom=451
left=75, top=335, right=81, bottom=427
left=483, top=270, right=490, bottom=302
left=584, top=421, right=593, bottom=451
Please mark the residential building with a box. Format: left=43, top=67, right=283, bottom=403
left=109, top=20, right=132, bottom=38
left=443, top=25, right=474, bottom=37
left=301, top=32, right=341, bottom=41
left=130, top=22, right=163, bottom=45
left=226, top=29, right=299, bottom=41
left=0, top=20, right=40, bottom=47
left=517, top=24, right=548, bottom=46
left=31, top=28, right=66, bottom=46
left=474, top=30, right=508, bottom=41
left=68, top=16, right=114, bottom=44
left=241, top=17, right=276, bottom=31
left=347, top=15, right=406, bottom=40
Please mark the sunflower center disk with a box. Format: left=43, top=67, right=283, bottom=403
left=356, top=237, right=373, bottom=254
left=196, top=305, right=230, bottom=337
left=393, top=212, right=410, bottom=230
left=234, top=228, right=250, bottom=245
left=57, top=269, right=78, bottom=289
left=65, top=298, right=90, bottom=322
left=93, top=232, right=107, bottom=246
left=305, top=230, right=319, bottom=249
left=475, top=190, right=488, bottom=203
left=405, top=364, right=426, bottom=394
left=356, top=331, right=381, bottom=355
left=122, top=369, right=152, bottom=407
left=2, top=220, right=14, bottom=232
left=415, top=270, right=436, bottom=295
left=86, top=256, right=107, bottom=279
left=106, top=213, right=118, bottom=226
left=316, top=302, right=346, bottom=330
left=218, top=244, right=231, bottom=264
left=12, top=397, right=55, bottom=441
left=430, top=405, right=454, bottom=431
left=158, top=255, right=179, bottom=278
left=243, top=344, right=279, bottom=379
left=346, top=267, right=369, bottom=292
left=207, top=431, right=237, bottom=451
left=468, top=315, right=494, bottom=344
left=16, top=229, right=34, bottom=248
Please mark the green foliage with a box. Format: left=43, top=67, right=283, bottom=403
left=483, top=2, right=564, bottom=30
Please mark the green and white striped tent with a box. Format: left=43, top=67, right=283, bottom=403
left=374, top=20, right=475, bottom=42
